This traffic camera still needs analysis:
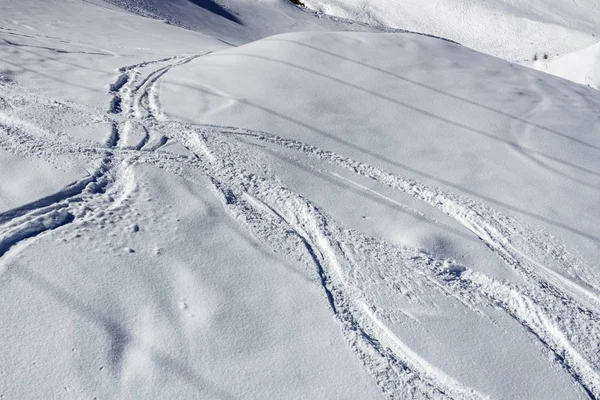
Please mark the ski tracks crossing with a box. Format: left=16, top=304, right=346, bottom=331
left=0, top=51, right=599, bottom=399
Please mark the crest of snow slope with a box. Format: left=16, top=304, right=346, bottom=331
left=301, top=0, right=600, bottom=84
left=103, top=0, right=386, bottom=44
left=104, top=0, right=600, bottom=90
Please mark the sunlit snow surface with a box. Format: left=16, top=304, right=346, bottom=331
left=1, top=0, right=600, bottom=399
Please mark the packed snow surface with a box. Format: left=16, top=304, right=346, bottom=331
left=1, top=0, right=600, bottom=399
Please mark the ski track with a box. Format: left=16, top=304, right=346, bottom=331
left=1, top=51, right=599, bottom=399
left=223, top=127, right=600, bottom=397
left=134, top=55, right=599, bottom=398
left=0, top=55, right=186, bottom=265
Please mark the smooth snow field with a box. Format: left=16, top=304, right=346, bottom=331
left=1, top=0, right=600, bottom=399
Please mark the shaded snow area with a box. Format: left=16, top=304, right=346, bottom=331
left=1, top=0, right=600, bottom=399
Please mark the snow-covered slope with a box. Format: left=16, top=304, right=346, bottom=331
left=160, top=31, right=600, bottom=398
left=1, top=0, right=600, bottom=399
left=302, top=0, right=600, bottom=84
left=541, top=41, right=600, bottom=89
left=0, top=2, right=383, bottom=398
left=302, top=0, right=600, bottom=62
left=104, top=0, right=383, bottom=44
left=106, top=0, right=600, bottom=90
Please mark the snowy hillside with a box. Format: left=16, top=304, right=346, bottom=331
left=103, top=0, right=600, bottom=89
left=302, top=0, right=600, bottom=86
left=1, top=0, right=600, bottom=399
left=542, top=41, right=600, bottom=89
left=102, top=0, right=383, bottom=44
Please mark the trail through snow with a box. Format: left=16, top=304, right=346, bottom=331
left=4, top=48, right=595, bottom=398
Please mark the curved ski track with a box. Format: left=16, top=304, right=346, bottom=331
left=1, top=52, right=599, bottom=399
